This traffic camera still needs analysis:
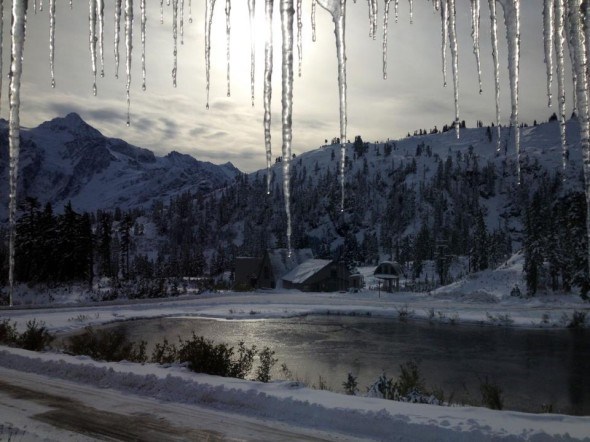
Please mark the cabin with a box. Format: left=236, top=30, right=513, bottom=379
left=282, top=259, right=350, bottom=292
left=373, top=261, right=404, bottom=292
left=233, top=257, right=263, bottom=289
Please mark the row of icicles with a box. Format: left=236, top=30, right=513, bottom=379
left=4, top=0, right=590, bottom=306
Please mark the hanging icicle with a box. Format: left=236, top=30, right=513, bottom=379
left=264, top=0, right=274, bottom=195
left=141, top=0, right=146, bottom=90
left=447, top=0, right=460, bottom=137
left=160, top=0, right=164, bottom=23
left=0, top=0, right=4, bottom=113
left=440, top=0, right=448, bottom=87
left=368, top=0, right=374, bottom=38
left=226, top=0, right=231, bottom=97
left=49, top=0, right=55, bottom=87
left=311, top=0, right=317, bottom=41
left=173, top=0, right=178, bottom=87
left=115, top=0, right=122, bottom=78
left=97, top=0, right=105, bottom=78
left=470, top=0, right=482, bottom=93
left=543, top=0, right=554, bottom=107
left=500, top=0, right=521, bottom=184
left=248, top=0, right=256, bottom=106
left=554, top=0, right=567, bottom=172
left=180, top=0, right=184, bottom=44
left=318, top=0, right=347, bottom=212
left=89, top=0, right=97, bottom=95
left=566, top=0, right=590, bottom=275
left=125, top=0, right=133, bottom=125
left=280, top=0, right=294, bottom=256
left=8, top=0, right=28, bottom=308
left=488, top=0, right=501, bottom=153
left=408, top=0, right=413, bottom=24
left=563, top=0, right=577, bottom=116
left=297, top=0, right=302, bottom=77
left=189, top=0, right=193, bottom=23
left=205, top=0, right=216, bottom=109
left=394, top=0, right=398, bottom=23
left=383, top=0, right=392, bottom=80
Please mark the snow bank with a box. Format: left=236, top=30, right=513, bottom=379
left=0, top=346, right=588, bottom=441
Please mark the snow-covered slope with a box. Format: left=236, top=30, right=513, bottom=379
left=0, top=113, right=240, bottom=217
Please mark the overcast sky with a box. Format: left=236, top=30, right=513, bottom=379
left=6, top=1, right=568, bottom=172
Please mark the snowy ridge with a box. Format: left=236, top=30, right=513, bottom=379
left=0, top=113, right=240, bottom=217
left=0, top=345, right=588, bottom=441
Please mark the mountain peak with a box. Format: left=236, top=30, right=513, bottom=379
left=39, top=112, right=102, bottom=138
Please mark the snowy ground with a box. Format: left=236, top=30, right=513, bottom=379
left=1, top=276, right=590, bottom=441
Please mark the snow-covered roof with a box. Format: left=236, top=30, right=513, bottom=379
left=282, top=259, right=333, bottom=284
left=267, top=248, right=314, bottom=279
left=374, top=261, right=404, bottom=279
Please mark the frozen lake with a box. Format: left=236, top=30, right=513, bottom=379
left=106, top=315, right=590, bottom=415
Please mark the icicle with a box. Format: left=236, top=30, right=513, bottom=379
left=297, top=0, right=302, bottom=77
left=248, top=0, right=256, bottom=106
left=408, top=0, right=413, bottom=24
left=564, top=1, right=577, bottom=115
left=367, top=0, right=377, bottom=39
left=0, top=0, right=4, bottom=113
left=394, top=0, right=398, bottom=23
left=34, top=0, right=37, bottom=14
left=70, top=0, right=73, bottom=9
left=280, top=0, right=294, bottom=256
left=125, top=0, right=133, bottom=125
left=225, top=0, right=230, bottom=97
left=470, top=0, right=482, bottom=93
left=173, top=0, right=178, bottom=87
left=567, top=0, right=590, bottom=276
left=8, top=0, right=28, bottom=308
left=49, top=0, right=55, bottom=87
left=500, top=0, right=521, bottom=184
left=205, top=0, right=216, bottom=109
left=488, top=0, right=501, bottom=153
left=115, top=0, right=122, bottom=78
left=39, top=0, right=43, bottom=12
left=383, top=0, right=391, bottom=80
left=318, top=0, right=347, bottom=212
left=189, top=0, right=193, bottom=23
left=180, top=0, right=184, bottom=44
left=312, top=0, right=317, bottom=41
left=264, top=0, right=274, bottom=195
left=97, top=0, right=104, bottom=78
left=89, top=0, right=97, bottom=95
left=554, top=0, right=567, bottom=172
left=440, top=0, right=448, bottom=87
left=447, top=0, right=460, bottom=137
left=543, top=0, right=554, bottom=107
left=141, top=0, right=146, bottom=90
left=160, top=0, right=164, bottom=23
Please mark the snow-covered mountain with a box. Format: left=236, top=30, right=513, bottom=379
left=0, top=113, right=240, bottom=218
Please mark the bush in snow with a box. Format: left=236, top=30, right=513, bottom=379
left=256, top=347, right=278, bottom=383
left=567, top=310, right=588, bottom=329
left=18, top=319, right=54, bottom=351
left=479, top=377, right=504, bottom=410
left=342, top=373, right=359, bottom=395
left=66, top=327, right=147, bottom=363
left=150, top=338, right=179, bottom=364
left=0, top=319, right=18, bottom=345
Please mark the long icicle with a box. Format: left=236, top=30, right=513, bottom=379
left=488, top=0, right=501, bottom=153
left=160, top=0, right=164, bottom=23
left=49, top=0, right=55, bottom=87
left=297, top=0, right=302, bottom=76
left=280, top=0, right=294, bottom=256
left=173, top=0, right=178, bottom=87
left=394, top=0, right=398, bottom=23
left=89, top=0, right=97, bottom=95
left=563, top=0, right=577, bottom=115
left=501, top=0, right=521, bottom=184
left=115, top=0, right=122, bottom=78
left=470, top=0, right=482, bottom=93
left=567, top=0, right=590, bottom=276
left=141, top=0, right=146, bottom=90
left=205, top=0, right=216, bottom=109
left=554, top=0, right=567, bottom=172
left=0, top=0, right=4, bottom=113
left=367, top=0, right=374, bottom=38
left=97, top=0, right=104, bottom=78
left=249, top=0, right=256, bottom=106
left=383, top=0, right=392, bottom=80
left=448, top=0, right=460, bottom=138
left=318, top=0, right=347, bottom=212
left=408, top=0, right=413, bottom=24
left=180, top=0, right=184, bottom=44
left=311, top=0, right=317, bottom=41
left=125, top=0, right=133, bottom=125
left=189, top=0, right=193, bottom=23
left=9, top=0, right=28, bottom=308
left=440, top=0, right=448, bottom=87
left=543, top=0, right=554, bottom=107
left=225, top=0, right=230, bottom=96
left=264, top=0, right=274, bottom=195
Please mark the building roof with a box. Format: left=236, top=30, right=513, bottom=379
left=374, top=261, right=404, bottom=279
left=282, top=259, right=333, bottom=284
left=267, top=248, right=314, bottom=280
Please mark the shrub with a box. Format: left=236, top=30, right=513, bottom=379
left=0, top=319, right=18, bottom=345
left=396, top=360, right=426, bottom=397
left=567, top=310, right=587, bottom=329
left=66, top=327, right=147, bottom=363
left=480, top=377, right=504, bottom=410
left=18, top=320, right=54, bottom=351
left=151, top=338, right=178, bottom=364
left=342, top=373, right=359, bottom=395
left=256, top=347, right=278, bottom=382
